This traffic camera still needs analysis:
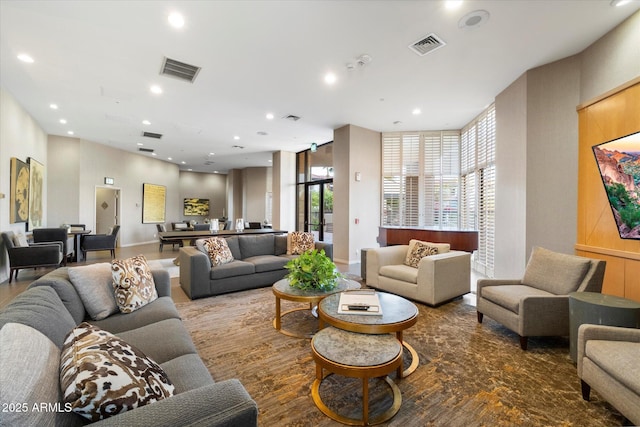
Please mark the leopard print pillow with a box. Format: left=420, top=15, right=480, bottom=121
left=60, top=323, right=174, bottom=421
left=203, top=237, right=234, bottom=266
left=290, top=231, right=315, bottom=255
left=111, top=255, right=158, bottom=313
left=404, top=241, right=439, bottom=268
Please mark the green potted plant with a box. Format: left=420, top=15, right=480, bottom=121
left=285, top=249, right=341, bottom=291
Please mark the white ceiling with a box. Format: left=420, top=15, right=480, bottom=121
left=1, top=1, right=639, bottom=173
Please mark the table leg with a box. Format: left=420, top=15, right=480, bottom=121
left=274, top=296, right=281, bottom=331
left=363, top=376, right=369, bottom=425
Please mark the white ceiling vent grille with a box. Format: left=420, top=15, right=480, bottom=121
left=142, top=131, right=163, bottom=139
left=160, top=57, right=201, bottom=83
left=408, top=33, right=446, bottom=56
left=283, top=114, right=301, bottom=121
left=139, top=147, right=154, bottom=153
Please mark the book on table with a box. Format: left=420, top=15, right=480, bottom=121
left=337, top=290, right=383, bottom=316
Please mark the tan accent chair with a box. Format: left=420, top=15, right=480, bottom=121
left=577, top=324, right=640, bottom=426
left=366, top=241, right=471, bottom=306
left=477, top=247, right=606, bottom=350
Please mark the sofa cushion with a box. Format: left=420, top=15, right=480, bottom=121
left=245, top=255, right=289, bottom=273
left=112, top=255, right=158, bottom=313
left=0, top=286, right=76, bottom=348
left=586, top=340, right=640, bottom=395
left=289, top=231, right=315, bottom=255
left=60, top=322, right=175, bottom=422
left=91, top=296, right=180, bottom=334
left=380, top=264, right=419, bottom=284
left=275, top=234, right=288, bottom=255
left=160, top=354, right=215, bottom=394
left=12, top=232, right=29, bottom=247
left=68, top=263, right=119, bottom=320
left=404, top=241, right=439, bottom=268
left=210, top=260, right=255, bottom=279
left=28, top=268, right=86, bottom=324
left=481, top=284, right=553, bottom=313
left=522, top=247, right=591, bottom=295
left=239, top=234, right=275, bottom=259
left=0, top=323, right=82, bottom=427
left=203, top=237, right=234, bottom=266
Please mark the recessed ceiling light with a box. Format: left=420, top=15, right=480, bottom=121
left=233, top=135, right=240, bottom=140
left=142, top=120, right=151, bottom=125
left=324, top=72, right=337, bottom=85
left=213, top=170, right=219, bottom=173
left=181, top=161, right=186, bottom=164
left=412, top=108, right=422, bottom=115
left=209, top=152, right=215, bottom=156
left=59, top=119, right=67, bottom=124
left=67, top=130, right=74, bottom=135
left=50, top=104, right=58, bottom=110
left=168, top=12, right=185, bottom=28
left=150, top=85, right=163, bottom=94
left=445, top=0, right=463, bottom=10
left=151, top=152, right=157, bottom=156
left=266, top=113, right=274, bottom=120
left=610, top=0, right=631, bottom=5
left=268, top=160, right=272, bottom=163
left=188, top=168, right=193, bottom=171
left=168, top=157, right=172, bottom=160
left=458, top=10, right=490, bottom=29
left=17, top=53, right=34, bottom=63
left=137, top=143, right=143, bottom=146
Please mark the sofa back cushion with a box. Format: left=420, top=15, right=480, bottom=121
left=239, top=234, right=275, bottom=259
left=0, top=323, right=82, bottom=427
left=0, top=286, right=76, bottom=348
left=275, top=234, right=288, bottom=255
left=224, top=236, right=242, bottom=260
left=522, top=246, right=592, bottom=295
left=68, top=263, right=119, bottom=320
left=28, top=268, right=86, bottom=324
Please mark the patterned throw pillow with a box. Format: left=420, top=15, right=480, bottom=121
left=404, top=241, right=439, bottom=268
left=111, top=255, right=158, bottom=313
left=60, top=323, right=174, bottom=421
left=202, top=237, right=234, bottom=266
left=290, top=231, right=315, bottom=255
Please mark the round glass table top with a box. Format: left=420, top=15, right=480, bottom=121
left=319, top=291, right=418, bottom=328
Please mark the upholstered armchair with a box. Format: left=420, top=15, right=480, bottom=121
left=366, top=240, right=471, bottom=306
left=32, top=227, right=73, bottom=266
left=1, top=231, right=64, bottom=282
left=80, top=225, right=120, bottom=259
left=477, top=246, right=606, bottom=350
left=577, top=324, right=640, bottom=425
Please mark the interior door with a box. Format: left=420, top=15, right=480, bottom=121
left=95, top=187, right=120, bottom=243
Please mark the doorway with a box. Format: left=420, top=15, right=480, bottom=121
left=305, top=180, right=333, bottom=243
left=95, top=187, right=120, bottom=244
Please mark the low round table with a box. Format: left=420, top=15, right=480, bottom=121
left=272, top=277, right=360, bottom=338
left=569, top=291, right=640, bottom=362
left=318, top=291, right=419, bottom=378
left=311, top=326, right=402, bottom=426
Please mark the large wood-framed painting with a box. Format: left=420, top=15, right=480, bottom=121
left=142, top=183, right=166, bottom=223
left=28, top=157, right=44, bottom=229
left=10, top=157, right=29, bottom=223
left=184, top=198, right=209, bottom=216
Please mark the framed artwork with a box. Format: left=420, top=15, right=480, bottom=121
left=10, top=157, right=30, bottom=223
left=184, top=198, right=209, bottom=216
left=28, top=157, right=44, bottom=229
left=142, top=183, right=166, bottom=223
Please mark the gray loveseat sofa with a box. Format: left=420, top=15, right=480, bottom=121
left=180, top=233, right=333, bottom=299
left=0, top=267, right=257, bottom=427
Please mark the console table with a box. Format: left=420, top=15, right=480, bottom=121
left=377, top=227, right=478, bottom=252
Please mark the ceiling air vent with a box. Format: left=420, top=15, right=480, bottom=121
left=142, top=131, right=163, bottom=139
left=138, top=147, right=154, bottom=153
left=160, top=57, right=201, bottom=83
left=283, top=114, right=301, bottom=122
left=408, top=33, right=446, bottom=56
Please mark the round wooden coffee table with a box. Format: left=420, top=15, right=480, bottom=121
left=311, top=326, right=402, bottom=425
left=272, top=277, right=360, bottom=338
left=318, top=291, right=419, bottom=378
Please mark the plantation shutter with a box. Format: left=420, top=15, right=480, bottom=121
left=382, top=134, right=402, bottom=226
left=402, top=134, right=420, bottom=226
left=441, top=131, right=460, bottom=228
left=423, top=132, right=441, bottom=227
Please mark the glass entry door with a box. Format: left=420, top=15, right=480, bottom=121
left=305, top=181, right=333, bottom=243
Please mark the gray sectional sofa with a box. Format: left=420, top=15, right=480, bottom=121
left=179, top=233, right=333, bottom=299
left=0, top=267, right=258, bottom=427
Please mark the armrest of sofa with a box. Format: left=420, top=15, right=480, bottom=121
left=519, top=294, right=573, bottom=337
left=10, top=243, right=62, bottom=265
left=416, top=251, right=471, bottom=298
left=365, top=245, right=408, bottom=287
left=92, top=379, right=258, bottom=427
left=577, top=324, right=640, bottom=377
left=476, top=278, right=522, bottom=298
left=151, top=269, right=171, bottom=297
left=179, top=247, right=212, bottom=299
left=314, top=241, right=333, bottom=260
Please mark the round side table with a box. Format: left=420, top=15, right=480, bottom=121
left=569, top=291, right=640, bottom=362
left=311, top=327, right=402, bottom=426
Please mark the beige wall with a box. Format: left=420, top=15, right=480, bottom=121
left=178, top=171, right=227, bottom=223
left=242, top=167, right=272, bottom=223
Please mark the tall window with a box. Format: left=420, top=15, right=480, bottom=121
left=382, top=131, right=460, bottom=229
left=461, top=104, right=496, bottom=277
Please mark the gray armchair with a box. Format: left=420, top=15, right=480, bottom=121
left=80, top=225, right=120, bottom=259
left=477, top=246, right=606, bottom=350
left=577, top=324, right=640, bottom=425
left=32, top=227, right=73, bottom=266
left=1, top=231, right=63, bottom=282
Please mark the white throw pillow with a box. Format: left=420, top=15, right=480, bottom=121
left=68, top=263, right=118, bottom=320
